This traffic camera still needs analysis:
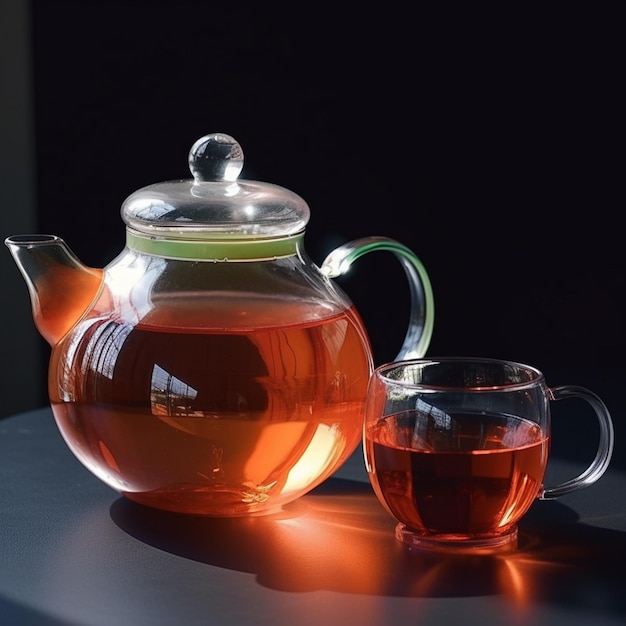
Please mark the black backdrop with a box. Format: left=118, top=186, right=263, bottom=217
left=30, top=3, right=624, bottom=381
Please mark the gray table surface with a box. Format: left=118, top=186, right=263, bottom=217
left=1, top=406, right=625, bottom=626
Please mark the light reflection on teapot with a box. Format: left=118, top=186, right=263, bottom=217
left=5, top=133, right=434, bottom=516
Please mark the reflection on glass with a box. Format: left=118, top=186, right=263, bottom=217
left=150, top=363, right=198, bottom=416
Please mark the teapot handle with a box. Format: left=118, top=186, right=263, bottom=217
left=320, top=236, right=434, bottom=360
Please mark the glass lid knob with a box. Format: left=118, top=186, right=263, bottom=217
left=188, top=133, right=244, bottom=183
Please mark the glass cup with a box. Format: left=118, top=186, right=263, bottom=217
left=363, top=357, right=614, bottom=551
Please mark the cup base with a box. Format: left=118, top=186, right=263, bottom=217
left=395, top=523, right=519, bottom=553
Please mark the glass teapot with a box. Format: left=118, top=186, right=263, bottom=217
left=5, top=133, right=434, bottom=516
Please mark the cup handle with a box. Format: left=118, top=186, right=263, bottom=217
left=540, top=385, right=615, bottom=500
left=320, top=236, right=435, bottom=360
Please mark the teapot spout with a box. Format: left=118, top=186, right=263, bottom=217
left=5, top=235, right=103, bottom=346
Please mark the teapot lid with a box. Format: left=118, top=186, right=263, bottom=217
left=121, top=133, right=310, bottom=246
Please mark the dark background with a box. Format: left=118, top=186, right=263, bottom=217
left=6, top=3, right=626, bottom=415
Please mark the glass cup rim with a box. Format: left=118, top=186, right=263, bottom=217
left=374, top=356, right=545, bottom=392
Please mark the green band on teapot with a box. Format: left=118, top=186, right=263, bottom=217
left=126, top=230, right=303, bottom=260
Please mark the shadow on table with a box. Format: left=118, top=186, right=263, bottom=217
left=111, top=476, right=626, bottom=620
left=0, top=595, right=70, bottom=626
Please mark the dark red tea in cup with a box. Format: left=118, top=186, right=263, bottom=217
left=366, top=409, right=549, bottom=542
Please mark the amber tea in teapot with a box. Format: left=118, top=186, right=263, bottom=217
left=50, top=296, right=371, bottom=514
left=6, top=133, right=434, bottom=516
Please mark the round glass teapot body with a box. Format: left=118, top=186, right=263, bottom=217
left=7, top=133, right=434, bottom=516
left=50, top=241, right=373, bottom=515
